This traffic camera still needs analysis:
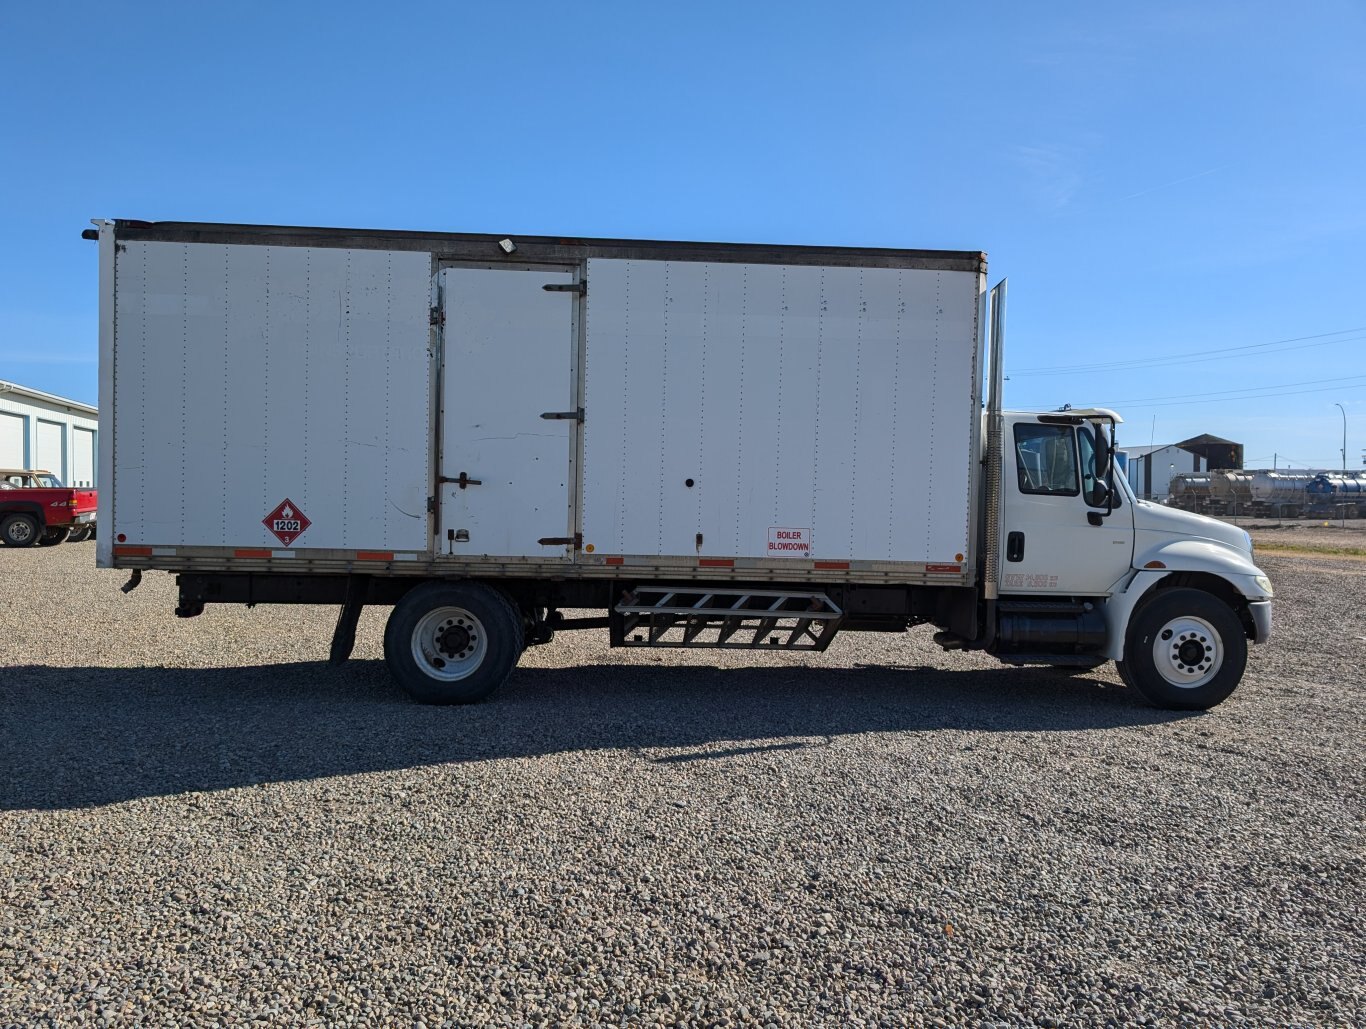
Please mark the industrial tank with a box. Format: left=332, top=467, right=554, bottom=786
left=1210, top=471, right=1253, bottom=513
left=1167, top=473, right=1213, bottom=512
left=1307, top=473, right=1366, bottom=516
left=1248, top=471, right=1318, bottom=503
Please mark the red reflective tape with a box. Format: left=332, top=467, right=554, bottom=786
left=814, top=561, right=850, bottom=570
left=604, top=556, right=625, bottom=565
left=234, top=549, right=270, bottom=559
left=114, top=545, right=152, bottom=557
left=699, top=558, right=734, bottom=568
left=925, top=563, right=962, bottom=574
left=356, top=551, right=393, bottom=561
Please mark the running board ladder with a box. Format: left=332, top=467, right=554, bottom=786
left=613, top=586, right=843, bottom=650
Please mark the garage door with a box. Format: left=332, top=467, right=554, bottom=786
left=0, top=412, right=23, bottom=468
left=35, top=420, right=64, bottom=481
left=72, top=427, right=95, bottom=487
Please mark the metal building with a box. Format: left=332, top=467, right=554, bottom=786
left=1119, top=434, right=1242, bottom=501
left=0, top=379, right=99, bottom=487
left=1121, top=442, right=1205, bottom=499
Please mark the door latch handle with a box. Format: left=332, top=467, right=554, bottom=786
left=1006, top=531, right=1025, bottom=562
left=540, top=408, right=584, bottom=423
left=439, top=473, right=482, bottom=489
left=537, top=533, right=583, bottom=549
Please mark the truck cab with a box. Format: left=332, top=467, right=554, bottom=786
left=0, top=469, right=98, bottom=547
left=991, top=409, right=1273, bottom=709
left=1, top=469, right=65, bottom=489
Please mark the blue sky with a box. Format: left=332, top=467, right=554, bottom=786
left=2, top=1, right=1362, bottom=468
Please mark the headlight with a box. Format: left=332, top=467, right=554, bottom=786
left=1255, top=575, right=1274, bottom=597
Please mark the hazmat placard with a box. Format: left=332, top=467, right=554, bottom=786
left=263, top=498, right=311, bottom=547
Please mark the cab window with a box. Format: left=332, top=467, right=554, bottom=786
left=1013, top=424, right=1079, bottom=496
left=1078, top=426, right=1121, bottom=508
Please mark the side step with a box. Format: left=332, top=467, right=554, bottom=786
left=614, top=586, right=844, bottom=651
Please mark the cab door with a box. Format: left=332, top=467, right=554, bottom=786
left=999, top=418, right=1133, bottom=595
left=437, top=264, right=580, bottom=559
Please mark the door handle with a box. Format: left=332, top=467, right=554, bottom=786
left=1006, top=531, right=1025, bottom=562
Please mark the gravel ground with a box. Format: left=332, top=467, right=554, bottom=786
left=1, top=541, right=1362, bottom=1026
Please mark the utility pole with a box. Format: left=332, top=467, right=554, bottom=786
left=1335, top=403, right=1347, bottom=473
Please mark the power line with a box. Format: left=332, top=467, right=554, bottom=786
left=1275, top=455, right=1327, bottom=468
left=1012, top=334, right=1366, bottom=377
left=1014, top=325, right=1364, bottom=372
left=1095, top=373, right=1366, bottom=407
left=1011, top=326, right=1366, bottom=377
left=1089, top=380, right=1366, bottom=411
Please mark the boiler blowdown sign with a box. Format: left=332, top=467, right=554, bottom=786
left=768, top=526, right=811, bottom=557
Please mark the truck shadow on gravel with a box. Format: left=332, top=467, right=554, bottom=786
left=1, top=661, right=1193, bottom=810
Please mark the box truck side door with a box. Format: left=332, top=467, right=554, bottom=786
left=438, top=265, right=579, bottom=559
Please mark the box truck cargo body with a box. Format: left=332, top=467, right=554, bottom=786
left=92, top=220, right=1273, bottom=710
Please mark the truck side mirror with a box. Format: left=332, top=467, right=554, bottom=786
left=1088, top=422, right=1114, bottom=514
left=1092, top=424, right=1111, bottom=480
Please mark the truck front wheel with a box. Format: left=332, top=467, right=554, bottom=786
left=0, top=514, right=40, bottom=548
left=383, top=581, right=523, bottom=704
left=1116, top=587, right=1247, bottom=711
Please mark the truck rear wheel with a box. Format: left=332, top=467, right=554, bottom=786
left=383, top=581, right=523, bottom=704
left=0, top=514, right=40, bottom=548
left=68, top=525, right=92, bottom=543
left=1116, top=587, right=1247, bottom=711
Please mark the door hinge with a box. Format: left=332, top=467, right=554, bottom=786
left=543, top=281, right=586, bottom=295
left=430, top=306, right=444, bottom=326
left=540, top=408, right=585, bottom=423
left=426, top=496, right=436, bottom=514
left=537, top=533, right=583, bottom=550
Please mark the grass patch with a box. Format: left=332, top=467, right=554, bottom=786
left=1254, top=541, right=1366, bottom=558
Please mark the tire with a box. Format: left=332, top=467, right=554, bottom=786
left=0, top=514, right=40, bottom=548
left=67, top=525, right=92, bottom=543
left=38, top=526, right=71, bottom=547
left=1116, top=587, right=1247, bottom=710
left=383, top=581, right=523, bottom=704
left=1115, top=658, right=1138, bottom=691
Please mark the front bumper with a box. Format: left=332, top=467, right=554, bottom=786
left=1248, top=600, right=1273, bottom=644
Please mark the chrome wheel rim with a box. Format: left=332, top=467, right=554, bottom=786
left=1152, top=615, right=1222, bottom=688
left=411, top=606, right=487, bottom=682
left=6, top=520, right=33, bottom=543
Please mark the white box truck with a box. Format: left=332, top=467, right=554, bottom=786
left=88, top=220, right=1273, bottom=710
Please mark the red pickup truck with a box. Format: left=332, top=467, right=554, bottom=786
left=0, top=469, right=97, bottom=547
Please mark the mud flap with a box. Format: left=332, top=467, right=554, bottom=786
left=329, top=576, right=367, bottom=665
